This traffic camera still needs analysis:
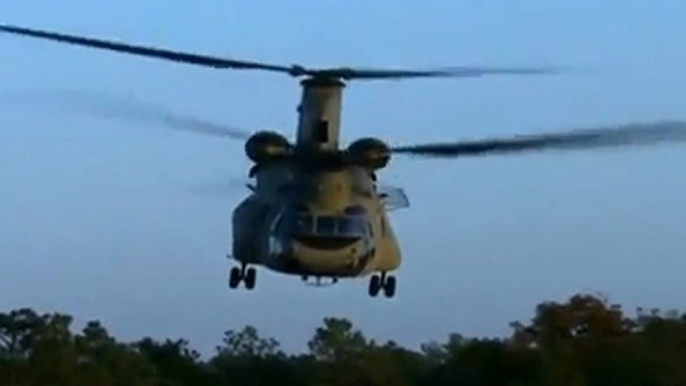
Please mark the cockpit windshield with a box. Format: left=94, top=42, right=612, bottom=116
left=284, top=208, right=369, bottom=238
left=316, top=216, right=336, bottom=234
left=336, top=216, right=367, bottom=235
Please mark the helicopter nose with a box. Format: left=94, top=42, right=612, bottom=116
left=290, top=234, right=374, bottom=266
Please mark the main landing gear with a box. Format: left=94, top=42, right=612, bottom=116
left=229, top=263, right=256, bottom=290
left=368, top=272, right=396, bottom=298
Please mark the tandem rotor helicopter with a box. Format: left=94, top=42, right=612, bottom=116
left=3, top=24, right=686, bottom=299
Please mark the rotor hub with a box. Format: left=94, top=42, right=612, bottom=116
left=299, top=76, right=347, bottom=88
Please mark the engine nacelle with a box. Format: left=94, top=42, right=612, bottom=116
left=245, top=131, right=292, bottom=163
left=346, top=137, right=391, bottom=170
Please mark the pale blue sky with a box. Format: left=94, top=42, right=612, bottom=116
left=2, top=1, right=686, bottom=354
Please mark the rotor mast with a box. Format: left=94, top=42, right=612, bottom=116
left=295, top=77, right=345, bottom=152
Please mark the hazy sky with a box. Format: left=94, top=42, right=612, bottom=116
left=2, top=1, right=686, bottom=354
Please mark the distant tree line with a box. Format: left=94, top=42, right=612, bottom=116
left=2, top=293, right=686, bottom=386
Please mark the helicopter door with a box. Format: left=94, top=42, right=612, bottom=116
left=267, top=210, right=286, bottom=256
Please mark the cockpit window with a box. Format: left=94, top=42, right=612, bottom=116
left=316, top=216, right=336, bottom=235
left=284, top=207, right=370, bottom=239
left=338, top=217, right=366, bottom=236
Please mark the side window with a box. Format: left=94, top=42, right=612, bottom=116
left=294, top=215, right=313, bottom=234
left=316, top=120, right=329, bottom=143
left=316, top=216, right=336, bottom=235
left=268, top=209, right=283, bottom=233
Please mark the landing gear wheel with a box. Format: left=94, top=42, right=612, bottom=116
left=368, top=272, right=397, bottom=298
left=229, top=267, right=242, bottom=289
left=383, top=275, right=396, bottom=298
left=244, top=267, right=256, bottom=290
left=368, top=275, right=381, bottom=297
left=228, top=264, right=257, bottom=290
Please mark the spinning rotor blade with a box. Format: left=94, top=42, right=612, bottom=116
left=0, top=24, right=298, bottom=74
left=391, top=121, right=686, bottom=158
left=3, top=90, right=252, bottom=139
left=0, top=24, right=564, bottom=81
left=189, top=177, right=255, bottom=197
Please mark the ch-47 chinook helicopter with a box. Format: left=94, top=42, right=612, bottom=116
left=3, top=24, right=686, bottom=298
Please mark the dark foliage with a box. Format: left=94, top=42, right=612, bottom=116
left=1, top=293, right=685, bottom=386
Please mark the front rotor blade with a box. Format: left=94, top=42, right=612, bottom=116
left=391, top=121, right=686, bottom=158
left=70, top=92, right=253, bottom=140
left=0, top=24, right=302, bottom=75
left=4, top=90, right=252, bottom=140
left=189, top=177, right=255, bottom=197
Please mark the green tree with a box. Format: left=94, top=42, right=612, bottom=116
left=307, top=317, right=411, bottom=386
left=210, top=325, right=302, bottom=386
left=0, top=309, right=158, bottom=386
left=507, top=293, right=686, bottom=386
left=422, top=334, right=542, bottom=386
left=216, top=325, right=280, bottom=358
left=3, top=293, right=686, bottom=386
left=308, top=318, right=368, bottom=363
left=0, top=308, right=42, bottom=386
left=0, top=309, right=80, bottom=386
left=25, top=312, right=79, bottom=386
left=73, top=320, right=158, bottom=386
left=135, top=337, right=212, bottom=386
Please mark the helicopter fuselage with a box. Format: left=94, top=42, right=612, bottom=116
left=230, top=163, right=402, bottom=279
left=225, top=77, right=406, bottom=298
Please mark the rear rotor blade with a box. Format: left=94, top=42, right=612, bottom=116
left=1, top=24, right=567, bottom=81
left=391, top=121, right=686, bottom=158
left=0, top=24, right=303, bottom=75
left=3, top=90, right=252, bottom=140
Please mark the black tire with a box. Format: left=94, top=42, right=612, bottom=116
left=368, top=275, right=381, bottom=297
left=383, top=276, right=396, bottom=298
left=229, top=267, right=242, bottom=289
left=244, top=267, right=256, bottom=290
